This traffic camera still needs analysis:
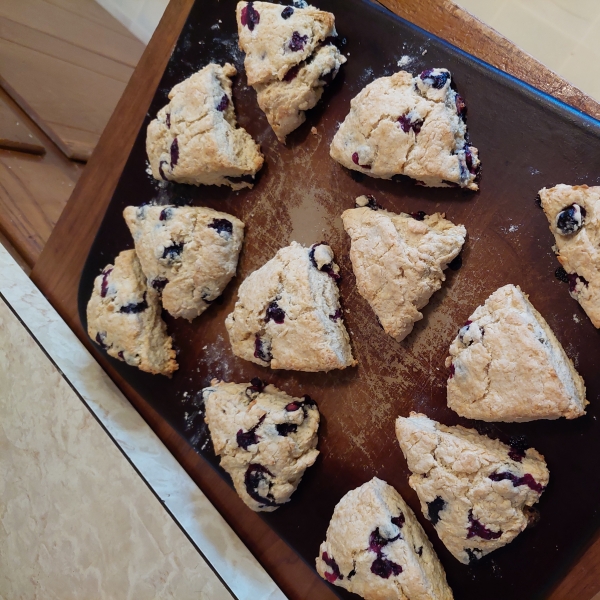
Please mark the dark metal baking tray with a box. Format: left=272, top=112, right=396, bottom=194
left=78, top=1, right=600, bottom=597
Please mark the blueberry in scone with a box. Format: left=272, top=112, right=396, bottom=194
left=330, top=69, right=480, bottom=189
left=316, top=477, right=454, bottom=599
left=538, top=184, right=600, bottom=328
left=225, top=241, right=356, bottom=371
left=87, top=249, right=178, bottom=376
left=146, top=63, right=263, bottom=189
left=202, top=379, right=319, bottom=512
left=446, top=284, right=587, bottom=422
left=396, top=413, right=549, bottom=564
left=342, top=196, right=466, bottom=341
left=236, top=2, right=346, bottom=142
left=123, top=205, right=244, bottom=321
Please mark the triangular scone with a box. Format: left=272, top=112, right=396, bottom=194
left=254, top=43, right=347, bottom=142
left=146, top=63, right=263, bottom=190
left=396, top=413, right=549, bottom=565
left=539, top=184, right=600, bottom=327
left=123, top=205, right=244, bottom=321
left=330, top=69, right=480, bottom=189
left=202, top=379, right=319, bottom=512
left=225, top=241, right=356, bottom=371
left=316, top=477, right=454, bottom=600
left=87, top=250, right=178, bottom=376
left=446, top=284, right=587, bottom=422
left=236, top=1, right=336, bottom=86
left=342, top=196, right=466, bottom=341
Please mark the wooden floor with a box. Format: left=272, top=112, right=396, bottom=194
left=0, top=0, right=144, bottom=269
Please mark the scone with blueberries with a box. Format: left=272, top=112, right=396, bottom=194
left=202, top=378, right=319, bottom=512
left=539, top=184, right=600, bottom=327
left=236, top=1, right=346, bottom=142
left=330, top=69, right=480, bottom=189
left=123, top=205, right=244, bottom=321
left=316, top=477, right=454, bottom=600
left=225, top=241, right=356, bottom=371
left=87, top=249, right=178, bottom=376
left=342, top=195, right=466, bottom=341
left=146, top=62, right=263, bottom=189
left=396, top=412, right=549, bottom=565
left=446, top=284, right=587, bottom=422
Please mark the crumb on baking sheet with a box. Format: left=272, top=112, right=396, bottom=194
left=311, top=126, right=318, bottom=135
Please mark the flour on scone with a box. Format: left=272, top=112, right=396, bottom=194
left=396, top=413, right=549, bottom=565
left=87, top=249, right=178, bottom=376
left=330, top=69, right=480, bottom=189
left=124, top=205, right=244, bottom=321
left=539, top=184, right=600, bottom=328
left=237, top=2, right=346, bottom=142
left=316, top=477, right=454, bottom=600
left=446, top=284, right=587, bottom=422
left=225, top=241, right=356, bottom=371
left=342, top=196, right=466, bottom=341
left=146, top=63, right=263, bottom=189
left=202, top=379, right=319, bottom=512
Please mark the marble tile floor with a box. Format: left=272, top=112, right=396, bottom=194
left=0, top=244, right=285, bottom=600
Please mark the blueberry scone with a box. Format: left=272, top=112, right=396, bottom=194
left=342, top=196, right=466, bottom=341
left=202, top=378, right=319, bottom=512
left=396, top=413, right=549, bottom=565
left=146, top=63, right=263, bottom=189
left=446, top=284, right=587, bottom=422
left=225, top=241, right=356, bottom=371
left=539, top=184, right=600, bottom=327
left=316, top=477, right=454, bottom=600
left=123, top=205, right=244, bottom=321
left=87, top=250, right=178, bottom=376
left=330, top=69, right=480, bottom=189
left=237, top=2, right=345, bottom=142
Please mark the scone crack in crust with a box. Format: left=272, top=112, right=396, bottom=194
left=225, top=241, right=356, bottom=371
left=236, top=2, right=346, bottom=142
left=86, top=250, right=178, bottom=376
left=202, top=379, right=319, bottom=512
left=316, top=477, right=454, bottom=600
left=146, top=62, right=263, bottom=189
left=395, top=413, right=549, bottom=565
left=123, top=205, right=244, bottom=321
left=236, top=1, right=337, bottom=85
left=330, top=69, right=480, bottom=189
left=342, top=198, right=466, bottom=341
left=539, top=184, right=600, bottom=327
left=446, top=284, right=587, bottom=422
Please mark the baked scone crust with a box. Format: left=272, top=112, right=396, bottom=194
left=446, top=284, right=587, bottom=422
left=86, top=250, right=178, bottom=376
left=236, top=1, right=336, bottom=86
left=396, top=413, right=549, bottom=565
left=202, top=379, right=319, bottom=512
left=254, top=43, right=347, bottom=142
left=342, top=198, right=466, bottom=341
left=316, top=477, right=454, bottom=600
left=146, top=63, right=263, bottom=190
left=124, top=205, right=244, bottom=321
left=225, top=241, right=356, bottom=371
left=539, top=184, right=600, bottom=327
left=330, top=69, right=480, bottom=189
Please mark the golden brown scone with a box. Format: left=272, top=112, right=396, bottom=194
left=396, top=413, right=549, bottom=565
left=225, top=241, right=356, bottom=371
left=342, top=196, right=466, bottom=341
left=330, top=69, right=480, bottom=189
left=87, top=250, right=178, bottom=376
left=146, top=63, right=263, bottom=190
left=539, top=184, right=600, bottom=327
left=124, top=205, right=244, bottom=321
left=446, top=284, right=587, bottom=421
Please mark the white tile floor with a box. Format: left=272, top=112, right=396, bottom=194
left=457, top=0, right=600, bottom=102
